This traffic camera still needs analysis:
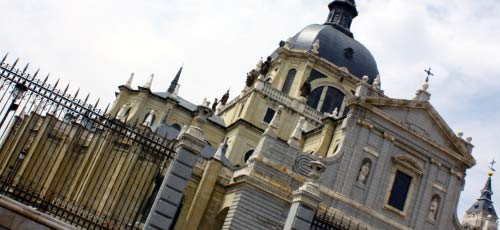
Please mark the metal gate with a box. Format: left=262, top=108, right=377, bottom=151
left=310, top=211, right=369, bottom=230
left=0, top=54, right=176, bottom=229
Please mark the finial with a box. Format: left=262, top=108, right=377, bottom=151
left=284, top=37, right=293, bottom=49
left=168, top=66, right=183, bottom=93
left=457, top=132, right=464, bottom=138
left=202, top=97, right=210, bottom=107
left=143, top=74, right=154, bottom=89
left=125, top=73, right=134, bottom=88
left=488, top=159, right=496, bottom=177
left=362, top=75, right=369, bottom=83
left=422, top=67, right=434, bottom=91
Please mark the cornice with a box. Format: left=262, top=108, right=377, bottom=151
left=350, top=98, right=475, bottom=168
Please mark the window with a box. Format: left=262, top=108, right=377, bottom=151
left=171, top=123, right=181, bottom=131
left=306, top=87, right=323, bottom=109
left=309, top=69, right=327, bottom=82
left=281, top=69, right=296, bottom=95
left=307, top=86, right=345, bottom=114
left=320, top=87, right=344, bottom=113
left=244, top=150, right=254, bottom=163
left=161, top=109, right=171, bottom=124
left=332, top=9, right=342, bottom=23
left=263, top=108, right=276, bottom=124
left=388, top=170, right=413, bottom=211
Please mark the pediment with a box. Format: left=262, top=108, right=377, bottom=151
left=359, top=97, right=474, bottom=165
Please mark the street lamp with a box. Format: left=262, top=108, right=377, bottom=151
left=0, top=83, right=28, bottom=128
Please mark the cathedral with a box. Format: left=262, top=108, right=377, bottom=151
left=0, top=0, right=497, bottom=230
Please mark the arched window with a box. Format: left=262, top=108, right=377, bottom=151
left=171, top=123, right=181, bottom=131
left=320, top=87, right=344, bottom=113
left=244, top=150, right=254, bottom=163
left=281, top=69, right=297, bottom=95
left=306, top=86, right=345, bottom=114
left=306, top=87, right=323, bottom=109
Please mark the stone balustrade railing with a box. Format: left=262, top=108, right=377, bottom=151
left=255, top=80, right=324, bottom=124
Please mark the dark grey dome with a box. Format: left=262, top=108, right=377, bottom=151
left=290, top=24, right=379, bottom=82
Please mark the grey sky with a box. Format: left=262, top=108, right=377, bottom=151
left=0, top=0, right=498, bottom=220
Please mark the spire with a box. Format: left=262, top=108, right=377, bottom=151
left=168, top=66, right=183, bottom=94
left=125, top=72, right=134, bottom=88
left=480, top=176, right=494, bottom=201
left=466, top=162, right=497, bottom=219
left=325, top=0, right=358, bottom=37
left=143, top=74, right=154, bottom=89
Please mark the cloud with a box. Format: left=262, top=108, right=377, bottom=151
left=0, top=0, right=498, bottom=221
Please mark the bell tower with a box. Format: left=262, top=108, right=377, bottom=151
left=462, top=161, right=498, bottom=230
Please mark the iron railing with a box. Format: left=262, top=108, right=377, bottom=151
left=0, top=54, right=177, bottom=229
left=310, top=210, right=369, bottom=230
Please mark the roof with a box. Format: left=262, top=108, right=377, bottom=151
left=466, top=176, right=497, bottom=218
left=153, top=91, right=226, bottom=127
left=284, top=24, right=379, bottom=83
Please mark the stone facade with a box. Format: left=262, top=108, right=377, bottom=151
left=0, top=1, right=490, bottom=230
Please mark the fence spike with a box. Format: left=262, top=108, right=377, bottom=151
left=94, top=98, right=100, bottom=108
left=54, top=78, right=60, bottom=88
left=104, top=103, right=110, bottom=114
left=33, top=68, right=40, bottom=78
left=42, top=73, right=50, bottom=85
left=0, top=53, right=8, bottom=65
left=21, top=62, right=29, bottom=75
left=63, top=83, right=70, bottom=94
left=10, top=58, right=19, bottom=71
left=74, top=88, right=80, bottom=98
left=84, top=93, right=90, bottom=104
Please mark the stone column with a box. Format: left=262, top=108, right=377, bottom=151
left=144, top=105, right=212, bottom=230
left=284, top=159, right=325, bottom=230
left=181, top=142, right=226, bottom=230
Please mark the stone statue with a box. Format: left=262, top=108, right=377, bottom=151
left=255, top=57, right=263, bottom=71
left=246, top=69, right=258, bottom=87
left=300, top=80, right=311, bottom=97
left=311, top=39, right=320, bottom=54
left=259, top=56, right=273, bottom=77
left=220, top=90, right=230, bottom=106
left=211, top=98, right=219, bottom=111
left=373, top=74, right=381, bottom=90
left=143, top=110, right=155, bottom=127
left=357, top=161, right=371, bottom=185
left=116, top=104, right=129, bottom=122
left=428, top=196, right=439, bottom=221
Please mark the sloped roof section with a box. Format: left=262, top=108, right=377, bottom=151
left=355, top=97, right=475, bottom=167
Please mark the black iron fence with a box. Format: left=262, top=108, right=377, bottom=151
left=310, top=210, right=369, bottom=230
left=0, top=54, right=177, bottom=229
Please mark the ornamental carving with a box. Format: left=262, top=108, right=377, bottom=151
left=293, top=154, right=314, bottom=177
left=392, top=155, right=424, bottom=175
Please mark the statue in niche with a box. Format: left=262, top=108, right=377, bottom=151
left=116, top=104, right=130, bottom=122
left=259, top=56, right=273, bottom=77
left=143, top=110, right=155, bottom=127
left=357, top=160, right=371, bottom=185
left=300, top=80, right=311, bottom=97
left=428, top=196, right=440, bottom=221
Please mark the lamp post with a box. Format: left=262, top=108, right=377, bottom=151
left=0, top=83, right=28, bottom=129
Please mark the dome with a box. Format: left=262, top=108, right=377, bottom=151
left=289, top=24, right=379, bottom=82
left=273, top=1, right=379, bottom=83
